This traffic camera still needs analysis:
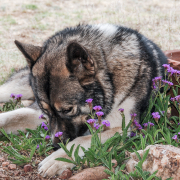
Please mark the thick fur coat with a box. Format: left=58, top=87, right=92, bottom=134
left=0, top=24, right=167, bottom=176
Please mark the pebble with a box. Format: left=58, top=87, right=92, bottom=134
left=8, top=164, right=16, bottom=170
left=2, top=162, right=9, bottom=167
left=24, top=164, right=33, bottom=172
left=0, top=157, right=5, bottom=162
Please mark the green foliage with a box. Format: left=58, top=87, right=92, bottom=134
left=0, top=122, right=53, bottom=165
left=25, top=4, right=38, bottom=10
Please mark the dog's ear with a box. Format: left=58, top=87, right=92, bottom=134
left=67, top=42, right=95, bottom=85
left=14, top=40, right=42, bottom=68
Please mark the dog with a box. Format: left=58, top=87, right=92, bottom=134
left=0, top=24, right=167, bottom=177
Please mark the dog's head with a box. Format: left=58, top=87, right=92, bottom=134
left=14, top=38, right=109, bottom=148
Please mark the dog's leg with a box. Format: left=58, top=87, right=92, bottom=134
left=0, top=106, right=44, bottom=134
left=38, top=127, right=121, bottom=177
left=0, top=67, right=34, bottom=103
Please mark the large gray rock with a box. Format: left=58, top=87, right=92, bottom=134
left=126, top=144, right=180, bottom=180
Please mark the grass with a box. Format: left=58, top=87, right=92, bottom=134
left=0, top=64, right=179, bottom=179
left=0, top=0, right=180, bottom=81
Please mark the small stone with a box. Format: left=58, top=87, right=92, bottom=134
left=0, top=157, right=5, bottom=162
left=59, top=169, right=72, bottom=179
left=24, top=164, right=33, bottom=172
left=14, top=170, right=20, bottom=176
left=8, top=164, right=16, bottom=170
left=2, top=162, right=9, bottom=167
left=0, top=168, right=4, bottom=172
left=0, top=173, right=8, bottom=178
left=3, top=167, right=8, bottom=171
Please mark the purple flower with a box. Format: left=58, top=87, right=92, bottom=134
left=93, top=106, right=102, bottom=111
left=152, top=76, right=162, bottom=83
left=87, top=119, right=96, bottom=124
left=44, top=126, right=48, bottom=131
left=45, top=135, right=50, bottom=140
left=167, top=67, right=175, bottom=76
left=10, top=93, right=16, bottom=99
left=55, top=131, right=63, bottom=138
left=130, top=132, right=136, bottom=137
left=178, top=132, right=180, bottom=135
left=39, top=114, right=45, bottom=119
left=172, top=135, right=178, bottom=140
left=162, top=111, right=165, bottom=114
left=41, top=122, right=46, bottom=129
left=15, top=94, right=22, bottom=101
left=152, top=112, right=160, bottom=122
left=36, top=143, right=42, bottom=149
left=102, top=120, right=110, bottom=127
left=136, top=124, right=142, bottom=130
left=143, top=122, right=154, bottom=127
left=96, top=111, right=104, bottom=117
left=170, top=97, right=176, bottom=102
left=153, top=85, right=156, bottom=90
left=133, top=119, right=139, bottom=126
left=93, top=123, right=100, bottom=130
left=36, top=144, right=39, bottom=149
left=143, top=123, right=148, bottom=127
left=149, top=122, right=154, bottom=127
left=85, top=99, right=93, bottom=104
left=178, top=123, right=180, bottom=125
left=162, top=80, right=173, bottom=86
left=175, top=95, right=180, bottom=102
left=131, top=113, right=137, bottom=118
left=119, top=108, right=124, bottom=113
left=162, top=64, right=170, bottom=69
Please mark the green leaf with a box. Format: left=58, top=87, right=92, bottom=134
left=55, top=157, right=75, bottom=164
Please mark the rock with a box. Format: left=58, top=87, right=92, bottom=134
left=0, top=172, right=8, bottom=178
left=14, top=170, right=20, bottom=176
left=24, top=164, right=33, bottom=172
left=126, top=144, right=180, bottom=180
left=59, top=169, right=72, bottom=179
left=0, top=157, right=5, bottom=162
left=69, top=166, right=112, bottom=180
left=2, top=162, right=9, bottom=167
left=8, top=164, right=16, bottom=170
left=3, top=167, right=8, bottom=171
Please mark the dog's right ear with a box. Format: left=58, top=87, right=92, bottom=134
left=14, top=40, right=42, bottom=68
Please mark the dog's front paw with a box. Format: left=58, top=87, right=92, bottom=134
left=38, top=149, right=75, bottom=177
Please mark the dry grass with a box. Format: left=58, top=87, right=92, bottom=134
left=0, top=0, right=180, bottom=83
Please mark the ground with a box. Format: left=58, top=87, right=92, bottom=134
left=0, top=0, right=180, bottom=83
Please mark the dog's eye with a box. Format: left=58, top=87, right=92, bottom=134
left=61, top=107, right=73, bottom=114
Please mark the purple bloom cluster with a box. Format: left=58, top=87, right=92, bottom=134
left=119, top=108, right=124, bottom=113
left=130, top=132, right=136, bottom=137
left=96, top=111, right=104, bottom=117
left=10, top=93, right=23, bottom=101
left=143, top=122, right=154, bottom=127
left=93, top=123, right=100, bottom=130
left=162, top=80, right=173, bottom=86
left=170, top=95, right=180, bottom=103
left=172, top=135, right=178, bottom=140
left=55, top=131, right=63, bottom=138
left=133, top=119, right=142, bottom=131
left=152, top=76, right=162, bottom=89
left=39, top=114, right=45, bottom=119
left=93, top=106, right=102, bottom=111
left=163, top=64, right=180, bottom=77
left=152, top=112, right=160, bottom=122
left=41, top=122, right=48, bottom=131
left=102, top=120, right=110, bottom=127
left=45, top=135, right=50, bottom=140
left=36, top=143, right=42, bottom=149
left=86, top=99, right=93, bottom=104
left=87, top=119, right=96, bottom=124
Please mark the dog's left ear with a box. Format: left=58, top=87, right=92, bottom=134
left=67, top=42, right=95, bottom=84
left=14, top=40, right=42, bottom=68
